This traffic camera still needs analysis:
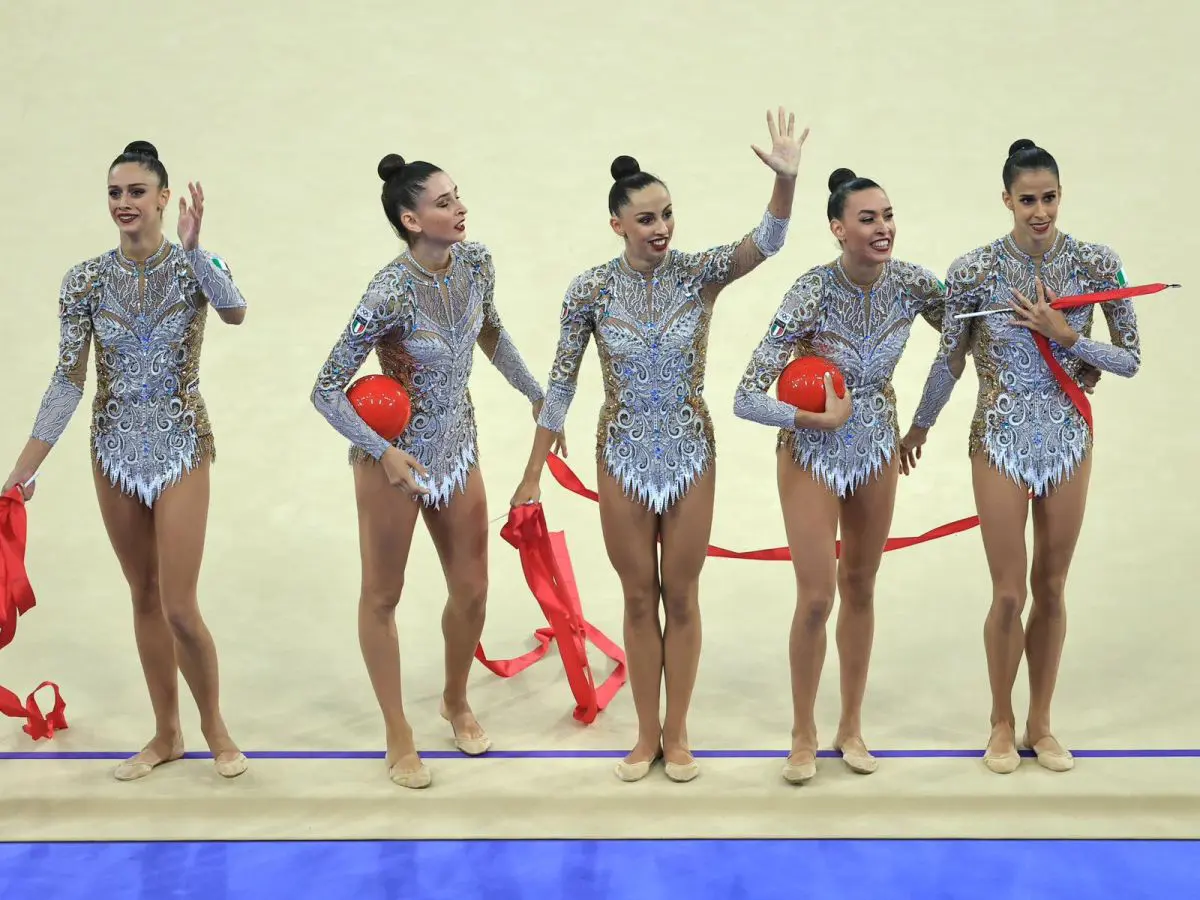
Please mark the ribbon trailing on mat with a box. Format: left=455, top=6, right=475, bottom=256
left=474, top=502, right=626, bottom=724
left=0, top=485, right=68, bottom=740
left=544, top=454, right=981, bottom=560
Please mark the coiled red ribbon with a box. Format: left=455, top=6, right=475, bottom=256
left=0, top=486, right=68, bottom=740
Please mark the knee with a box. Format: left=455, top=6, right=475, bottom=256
left=1030, top=569, right=1067, bottom=618
left=989, top=585, right=1027, bottom=624
left=661, top=583, right=699, bottom=625
left=837, top=564, right=879, bottom=611
left=622, top=586, right=660, bottom=626
left=795, top=586, right=835, bottom=630
left=129, top=573, right=161, bottom=616
left=162, top=602, right=204, bottom=643
left=447, top=574, right=488, bottom=620
left=360, top=581, right=404, bottom=615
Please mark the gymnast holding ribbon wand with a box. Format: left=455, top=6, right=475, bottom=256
left=900, top=138, right=1176, bottom=776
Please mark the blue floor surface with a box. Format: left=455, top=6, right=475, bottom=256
left=0, top=839, right=1196, bottom=898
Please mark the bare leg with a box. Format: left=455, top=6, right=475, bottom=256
left=353, top=459, right=426, bottom=786
left=423, top=467, right=491, bottom=755
left=597, top=467, right=663, bottom=779
left=971, top=454, right=1032, bottom=773
left=656, top=466, right=716, bottom=781
left=833, top=456, right=901, bottom=773
left=92, top=466, right=184, bottom=781
left=151, top=460, right=245, bottom=777
left=777, top=448, right=841, bottom=783
left=1024, top=455, right=1092, bottom=771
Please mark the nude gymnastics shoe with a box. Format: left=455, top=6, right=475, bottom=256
left=664, top=754, right=700, bottom=783
left=1022, top=732, right=1074, bottom=772
left=113, top=739, right=185, bottom=782
left=615, top=750, right=662, bottom=783
left=782, top=752, right=817, bottom=785
left=214, top=752, right=249, bottom=779
left=440, top=703, right=492, bottom=756
left=834, top=737, right=879, bottom=775
left=389, top=760, right=432, bottom=789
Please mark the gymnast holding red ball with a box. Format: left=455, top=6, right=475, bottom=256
left=733, top=167, right=947, bottom=785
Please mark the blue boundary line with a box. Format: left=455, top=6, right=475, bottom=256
left=1, top=748, right=1198, bottom=761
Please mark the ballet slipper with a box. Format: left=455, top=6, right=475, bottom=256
left=782, top=751, right=817, bottom=785
left=983, top=727, right=1021, bottom=774
left=113, top=738, right=185, bottom=782
left=440, top=702, right=492, bottom=756
left=663, top=751, right=700, bottom=783
left=214, top=751, right=249, bottom=779
left=614, top=748, right=662, bottom=782
left=388, top=759, right=432, bottom=789
left=834, top=736, right=878, bottom=775
left=1022, top=731, right=1074, bottom=772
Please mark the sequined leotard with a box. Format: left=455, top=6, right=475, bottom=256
left=911, top=232, right=1141, bottom=495
left=27, top=240, right=246, bottom=507
left=536, top=209, right=789, bottom=514
left=733, top=258, right=945, bottom=496
left=311, top=240, right=545, bottom=509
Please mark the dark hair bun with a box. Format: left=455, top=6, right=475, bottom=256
left=828, top=168, right=857, bottom=193
left=610, top=155, right=641, bottom=181
left=378, top=153, right=407, bottom=182
left=1008, top=138, right=1036, bottom=157
left=123, top=140, right=158, bottom=160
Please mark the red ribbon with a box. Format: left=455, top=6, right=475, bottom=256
left=544, top=454, right=981, bottom=560
left=474, top=503, right=626, bottom=724
left=1031, top=281, right=1177, bottom=434
left=0, top=485, right=68, bottom=740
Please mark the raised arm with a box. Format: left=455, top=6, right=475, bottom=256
left=185, top=247, right=247, bottom=325
left=473, top=249, right=546, bottom=405
left=3, top=266, right=95, bottom=494
left=692, top=108, right=808, bottom=298
left=732, top=271, right=845, bottom=431
left=310, top=270, right=414, bottom=461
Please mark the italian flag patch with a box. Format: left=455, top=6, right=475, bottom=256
left=210, top=255, right=231, bottom=274
left=1116, top=267, right=1127, bottom=287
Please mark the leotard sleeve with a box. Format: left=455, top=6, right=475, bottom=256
left=30, top=264, right=95, bottom=446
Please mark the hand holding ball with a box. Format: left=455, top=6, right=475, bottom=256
left=347, top=375, right=411, bottom=440
left=777, top=357, right=846, bottom=412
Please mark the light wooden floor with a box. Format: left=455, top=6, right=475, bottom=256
left=0, top=0, right=1195, bottom=841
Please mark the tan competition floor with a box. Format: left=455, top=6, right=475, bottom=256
left=0, top=0, right=1196, bottom=841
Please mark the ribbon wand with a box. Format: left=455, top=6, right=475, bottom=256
left=954, top=282, right=1181, bottom=318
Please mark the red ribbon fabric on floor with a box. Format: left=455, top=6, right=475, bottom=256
left=544, top=453, right=981, bottom=560
left=474, top=502, right=626, bottom=724
left=0, top=485, right=68, bottom=740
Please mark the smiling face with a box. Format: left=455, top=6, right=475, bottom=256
left=399, top=171, right=468, bottom=246
left=108, top=162, right=168, bottom=239
left=610, top=183, right=674, bottom=269
left=1004, top=169, right=1061, bottom=246
left=830, top=186, right=895, bottom=265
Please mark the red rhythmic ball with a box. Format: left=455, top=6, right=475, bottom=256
left=346, top=374, right=411, bottom=440
left=776, top=357, right=847, bottom=413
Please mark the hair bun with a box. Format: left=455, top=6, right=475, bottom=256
left=828, top=168, right=857, bottom=193
left=123, top=140, right=159, bottom=160
left=377, top=153, right=407, bottom=182
left=1008, top=138, right=1036, bottom=157
left=610, top=155, right=641, bottom=181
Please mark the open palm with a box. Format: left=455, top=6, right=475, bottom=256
left=752, top=106, right=809, bottom=178
left=176, top=182, right=204, bottom=251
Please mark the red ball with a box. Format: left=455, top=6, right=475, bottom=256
left=346, top=374, right=411, bottom=441
left=776, top=357, right=847, bottom=413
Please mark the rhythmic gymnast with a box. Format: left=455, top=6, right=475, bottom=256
left=901, top=138, right=1141, bottom=774
left=733, top=167, right=946, bottom=783
left=511, top=108, right=806, bottom=783
left=310, top=154, right=553, bottom=789
left=2, top=141, right=249, bottom=781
